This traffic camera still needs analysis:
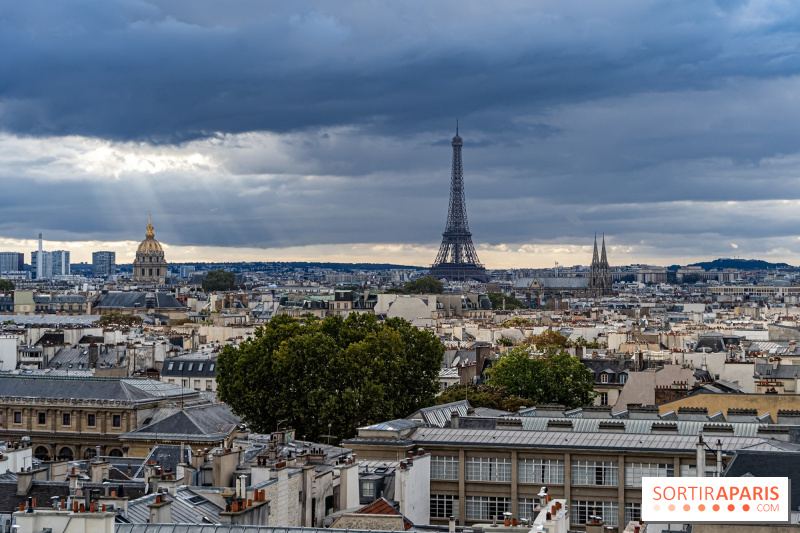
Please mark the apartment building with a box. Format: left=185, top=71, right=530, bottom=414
left=343, top=404, right=794, bottom=531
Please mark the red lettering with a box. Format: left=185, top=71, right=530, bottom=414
left=717, top=487, right=728, bottom=500
left=654, top=487, right=661, bottom=501
left=678, top=487, right=687, bottom=500
left=705, top=487, right=714, bottom=500
left=771, top=487, right=780, bottom=500
left=740, top=487, right=750, bottom=500
left=729, top=487, right=739, bottom=499
left=753, top=487, right=763, bottom=500
left=690, top=487, right=698, bottom=500
left=664, top=487, right=675, bottom=500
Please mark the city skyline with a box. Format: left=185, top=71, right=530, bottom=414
left=4, top=2, right=800, bottom=267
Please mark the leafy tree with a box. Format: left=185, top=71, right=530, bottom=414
left=501, top=317, right=536, bottom=328
left=0, top=280, right=14, bottom=292
left=217, top=313, right=444, bottom=442
left=95, top=312, right=143, bottom=327
left=524, top=329, right=569, bottom=349
left=486, top=347, right=596, bottom=409
left=567, top=336, right=605, bottom=349
left=487, top=292, right=526, bottom=310
left=402, top=276, right=444, bottom=294
left=202, top=270, right=236, bottom=292
left=436, top=384, right=532, bottom=412
left=496, top=337, right=514, bottom=347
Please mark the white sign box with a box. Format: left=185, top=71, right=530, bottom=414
left=642, top=477, right=790, bottom=524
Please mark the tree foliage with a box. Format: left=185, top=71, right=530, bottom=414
left=436, top=384, right=532, bottom=412
left=202, top=269, right=236, bottom=292
left=217, top=313, right=444, bottom=442
left=0, top=280, right=14, bottom=292
left=402, top=276, right=444, bottom=294
left=487, top=292, right=526, bottom=310
left=486, top=347, right=596, bottom=409
left=523, top=329, right=569, bottom=349
left=95, top=312, right=143, bottom=327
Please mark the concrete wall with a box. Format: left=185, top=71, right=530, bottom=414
left=395, top=453, right=430, bottom=526
left=0, top=336, right=17, bottom=371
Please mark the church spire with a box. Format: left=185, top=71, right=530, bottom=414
left=600, top=234, right=608, bottom=264
left=146, top=213, right=154, bottom=239
left=592, top=234, right=600, bottom=264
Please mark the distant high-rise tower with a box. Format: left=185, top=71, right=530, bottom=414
left=92, top=251, right=116, bottom=278
left=589, top=234, right=612, bottom=294
left=429, top=126, right=488, bottom=283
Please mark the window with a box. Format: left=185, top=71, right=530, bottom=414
left=600, top=373, right=609, bottom=383
left=38, top=412, right=46, bottom=425
left=198, top=363, right=204, bottom=371
left=149, top=268, right=153, bottom=276
left=141, top=269, right=145, bottom=275
left=194, top=379, right=200, bottom=390
left=188, top=363, right=194, bottom=371
left=178, top=363, right=184, bottom=371
left=680, top=464, right=717, bottom=477
left=62, top=413, right=71, bottom=426
left=465, top=457, right=511, bottom=482
left=13, top=411, right=21, bottom=424
left=206, top=380, right=213, bottom=391
left=625, top=463, right=673, bottom=487
left=571, top=461, right=618, bottom=486
left=168, top=379, right=175, bottom=384
left=465, top=497, right=510, bottom=521
left=571, top=501, right=618, bottom=527
left=625, top=502, right=641, bottom=524
left=620, top=373, right=627, bottom=384
left=431, top=495, right=459, bottom=518
left=167, top=362, right=174, bottom=371
left=518, top=459, right=564, bottom=484
left=361, top=481, right=375, bottom=498
left=431, top=456, right=459, bottom=480
left=518, top=499, right=537, bottom=521
left=87, top=414, right=96, bottom=427
left=112, top=415, right=121, bottom=428
left=210, top=363, right=215, bottom=371
left=600, top=392, right=609, bottom=406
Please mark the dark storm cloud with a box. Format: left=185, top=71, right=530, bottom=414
left=5, top=0, right=800, bottom=263
left=2, top=0, right=799, bottom=142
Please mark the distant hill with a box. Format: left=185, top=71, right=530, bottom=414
left=688, top=258, right=793, bottom=270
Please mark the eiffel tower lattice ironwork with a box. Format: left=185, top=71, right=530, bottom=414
left=429, top=125, right=488, bottom=282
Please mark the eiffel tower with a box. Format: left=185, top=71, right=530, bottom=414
left=429, top=125, right=489, bottom=283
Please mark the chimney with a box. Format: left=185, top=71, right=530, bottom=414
left=449, top=516, right=456, bottom=533
left=696, top=435, right=706, bottom=477
left=148, top=494, right=172, bottom=524
left=450, top=410, right=459, bottom=429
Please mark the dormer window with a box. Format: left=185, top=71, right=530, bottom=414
left=601, top=373, right=609, bottom=383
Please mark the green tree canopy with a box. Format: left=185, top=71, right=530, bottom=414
left=436, top=384, right=532, bottom=412
left=217, top=313, right=444, bottom=442
left=402, top=276, right=444, bottom=294
left=486, top=347, right=595, bottom=409
left=95, top=312, right=143, bottom=327
left=487, top=292, right=526, bottom=310
left=202, top=269, right=236, bottom=292
left=0, top=280, right=14, bottom=292
left=523, top=329, right=569, bottom=349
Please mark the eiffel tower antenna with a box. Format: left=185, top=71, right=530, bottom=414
left=429, top=125, right=488, bottom=283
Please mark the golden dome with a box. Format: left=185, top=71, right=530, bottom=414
left=137, top=214, right=164, bottom=254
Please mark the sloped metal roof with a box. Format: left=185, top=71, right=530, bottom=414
left=513, top=416, right=763, bottom=437
left=408, top=427, right=779, bottom=452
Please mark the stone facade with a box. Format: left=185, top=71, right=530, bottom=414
left=133, top=215, right=168, bottom=285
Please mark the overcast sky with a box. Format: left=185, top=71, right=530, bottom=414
left=3, top=0, right=800, bottom=267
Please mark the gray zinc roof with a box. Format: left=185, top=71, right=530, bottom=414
left=406, top=427, right=786, bottom=453
left=0, top=375, right=197, bottom=404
